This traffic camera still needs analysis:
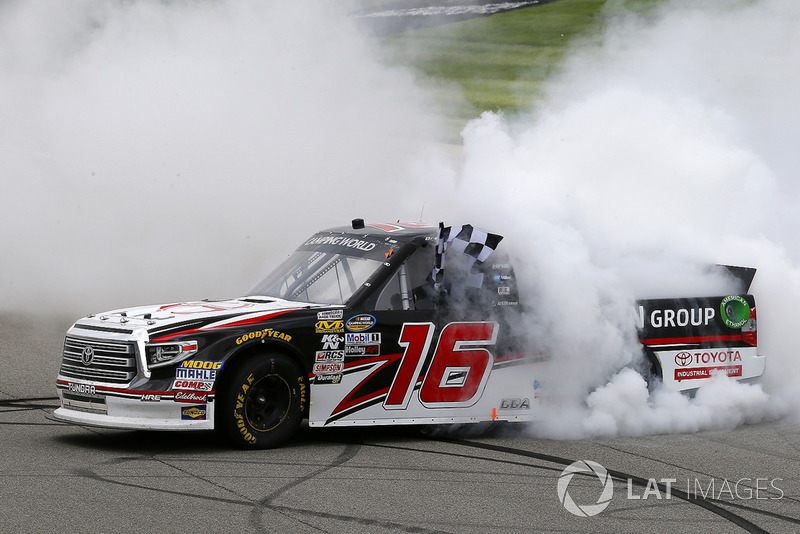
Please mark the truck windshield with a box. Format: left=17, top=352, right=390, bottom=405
left=248, top=250, right=383, bottom=305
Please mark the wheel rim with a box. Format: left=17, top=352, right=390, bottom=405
left=244, top=375, right=292, bottom=432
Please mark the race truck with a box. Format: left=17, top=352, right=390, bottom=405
left=52, top=220, right=765, bottom=448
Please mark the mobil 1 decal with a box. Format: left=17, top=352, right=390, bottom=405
left=327, top=321, right=498, bottom=421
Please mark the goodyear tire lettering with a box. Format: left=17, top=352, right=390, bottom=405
left=217, top=353, right=305, bottom=449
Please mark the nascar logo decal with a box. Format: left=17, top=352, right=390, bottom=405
left=346, top=314, right=376, bottom=332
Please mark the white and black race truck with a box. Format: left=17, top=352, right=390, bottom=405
left=51, top=220, right=765, bottom=448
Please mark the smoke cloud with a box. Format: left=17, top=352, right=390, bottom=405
left=0, top=0, right=453, bottom=313
left=450, top=0, right=800, bottom=437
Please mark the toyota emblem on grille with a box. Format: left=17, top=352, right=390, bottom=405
left=81, top=346, right=95, bottom=366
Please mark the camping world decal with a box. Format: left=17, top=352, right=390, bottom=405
left=346, top=314, right=376, bottom=332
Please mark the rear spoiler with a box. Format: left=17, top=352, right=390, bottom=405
left=718, top=265, right=757, bottom=293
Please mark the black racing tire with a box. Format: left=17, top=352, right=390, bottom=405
left=216, top=353, right=307, bottom=449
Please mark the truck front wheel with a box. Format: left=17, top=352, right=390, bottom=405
left=217, top=353, right=307, bottom=449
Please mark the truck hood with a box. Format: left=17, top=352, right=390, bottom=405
left=70, top=297, right=332, bottom=341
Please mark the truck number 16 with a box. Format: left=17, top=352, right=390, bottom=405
left=384, top=322, right=498, bottom=410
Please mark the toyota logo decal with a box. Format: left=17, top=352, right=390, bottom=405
left=674, top=351, right=692, bottom=367
left=81, top=346, right=95, bottom=366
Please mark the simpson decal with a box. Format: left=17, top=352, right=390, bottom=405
left=345, top=314, right=376, bottom=332
left=313, top=362, right=344, bottom=375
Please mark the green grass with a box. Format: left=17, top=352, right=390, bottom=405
left=379, top=0, right=667, bottom=138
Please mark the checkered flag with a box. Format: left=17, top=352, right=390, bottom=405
left=432, top=223, right=503, bottom=290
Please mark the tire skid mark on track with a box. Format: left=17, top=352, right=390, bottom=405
left=597, top=442, right=796, bottom=506
left=346, top=437, right=790, bottom=533
left=245, top=442, right=450, bottom=533
left=0, top=396, right=60, bottom=409
left=445, top=439, right=783, bottom=534
left=0, top=396, right=61, bottom=424
left=248, top=443, right=360, bottom=531
left=71, top=466, right=254, bottom=507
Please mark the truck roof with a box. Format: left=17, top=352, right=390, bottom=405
left=320, top=220, right=439, bottom=242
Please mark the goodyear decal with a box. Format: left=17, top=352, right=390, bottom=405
left=346, top=314, right=376, bottom=332
left=236, top=328, right=292, bottom=345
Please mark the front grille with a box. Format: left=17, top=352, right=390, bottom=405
left=60, top=336, right=137, bottom=384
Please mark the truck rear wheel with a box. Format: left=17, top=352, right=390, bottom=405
left=217, top=353, right=307, bottom=449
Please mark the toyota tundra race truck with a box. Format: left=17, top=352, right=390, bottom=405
left=51, top=220, right=765, bottom=448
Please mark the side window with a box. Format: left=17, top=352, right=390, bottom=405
left=375, top=269, right=403, bottom=311
left=374, top=245, right=436, bottom=311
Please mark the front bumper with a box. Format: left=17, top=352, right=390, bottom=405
left=53, top=380, right=215, bottom=430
